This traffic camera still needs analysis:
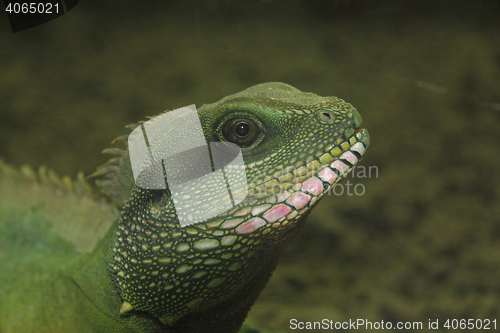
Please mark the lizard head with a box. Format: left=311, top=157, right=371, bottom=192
left=108, top=82, right=369, bottom=327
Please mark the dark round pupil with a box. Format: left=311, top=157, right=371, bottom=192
left=235, top=123, right=250, bottom=137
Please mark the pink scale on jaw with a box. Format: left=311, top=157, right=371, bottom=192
left=235, top=217, right=266, bottom=234
left=318, top=167, right=337, bottom=184
left=331, top=160, right=349, bottom=176
left=340, top=151, right=358, bottom=165
left=351, top=142, right=366, bottom=155
left=301, top=177, right=323, bottom=196
left=263, top=204, right=292, bottom=223
left=286, top=191, right=311, bottom=209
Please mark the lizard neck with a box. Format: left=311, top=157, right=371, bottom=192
left=72, top=221, right=165, bottom=332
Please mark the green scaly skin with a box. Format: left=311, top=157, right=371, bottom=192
left=0, top=82, right=369, bottom=332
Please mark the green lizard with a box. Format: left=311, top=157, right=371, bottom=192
left=0, top=82, right=369, bottom=333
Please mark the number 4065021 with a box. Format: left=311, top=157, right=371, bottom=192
left=5, top=2, right=59, bottom=14
left=443, top=319, right=496, bottom=330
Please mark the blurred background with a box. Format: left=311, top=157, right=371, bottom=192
left=1, top=0, right=499, bottom=331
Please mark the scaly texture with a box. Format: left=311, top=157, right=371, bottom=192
left=0, top=82, right=369, bottom=333
left=107, top=82, right=370, bottom=332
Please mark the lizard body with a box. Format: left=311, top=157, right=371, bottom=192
left=0, top=82, right=369, bottom=332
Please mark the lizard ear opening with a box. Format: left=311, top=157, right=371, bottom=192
left=151, top=189, right=170, bottom=210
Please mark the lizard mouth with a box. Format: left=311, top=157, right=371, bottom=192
left=245, top=128, right=369, bottom=202
left=235, top=128, right=369, bottom=234
left=315, top=127, right=370, bottom=189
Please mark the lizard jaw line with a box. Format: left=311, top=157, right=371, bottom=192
left=318, top=127, right=370, bottom=188
left=234, top=128, right=370, bottom=234
left=292, top=127, right=369, bottom=201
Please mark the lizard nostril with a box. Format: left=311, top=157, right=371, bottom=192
left=319, top=111, right=334, bottom=122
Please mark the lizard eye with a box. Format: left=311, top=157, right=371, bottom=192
left=235, top=123, right=250, bottom=136
left=223, top=118, right=260, bottom=147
